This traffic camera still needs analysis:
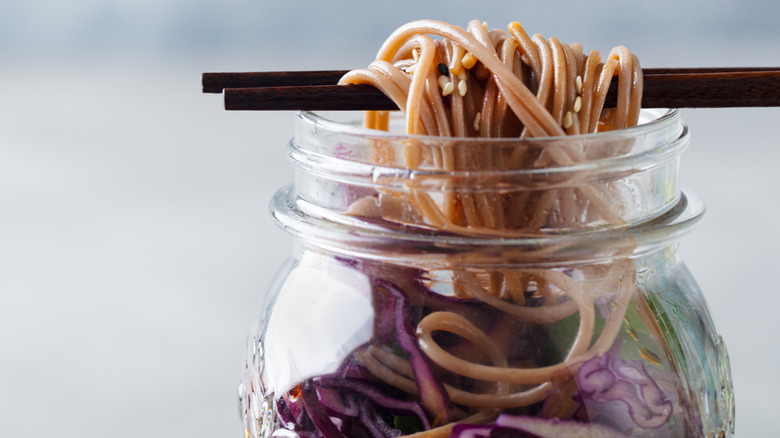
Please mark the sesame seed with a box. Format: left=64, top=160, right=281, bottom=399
left=458, top=79, right=468, bottom=96
left=573, top=96, right=582, bottom=113
left=438, top=75, right=449, bottom=89
left=412, top=48, right=419, bottom=62
left=442, top=82, right=455, bottom=96
left=474, top=112, right=481, bottom=131
left=461, top=53, right=477, bottom=70
left=437, top=63, right=450, bottom=76
left=483, top=21, right=489, bottom=29
left=458, top=71, right=467, bottom=81
left=406, top=63, right=417, bottom=74
left=575, top=75, right=583, bottom=94
left=563, top=111, right=573, bottom=129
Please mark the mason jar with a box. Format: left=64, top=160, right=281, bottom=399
left=238, top=109, right=734, bottom=438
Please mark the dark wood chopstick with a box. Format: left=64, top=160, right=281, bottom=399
left=202, top=70, right=350, bottom=94
left=203, top=68, right=780, bottom=110
left=202, top=67, right=780, bottom=94
left=224, top=84, right=397, bottom=111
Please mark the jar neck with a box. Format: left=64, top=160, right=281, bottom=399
left=292, top=234, right=682, bottom=271
left=272, top=184, right=703, bottom=266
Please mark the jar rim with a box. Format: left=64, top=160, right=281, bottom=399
left=298, top=108, right=680, bottom=144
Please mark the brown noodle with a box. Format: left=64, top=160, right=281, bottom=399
left=338, top=19, right=644, bottom=434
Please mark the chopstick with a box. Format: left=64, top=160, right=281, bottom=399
left=202, top=68, right=780, bottom=110
left=202, top=70, right=350, bottom=93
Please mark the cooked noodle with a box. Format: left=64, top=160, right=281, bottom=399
left=334, top=19, right=645, bottom=435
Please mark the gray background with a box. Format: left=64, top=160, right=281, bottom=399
left=2, top=0, right=778, bottom=436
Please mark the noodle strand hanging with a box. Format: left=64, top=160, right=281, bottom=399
left=247, top=18, right=714, bottom=438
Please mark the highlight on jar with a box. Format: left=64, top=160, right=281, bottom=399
left=194, top=18, right=779, bottom=438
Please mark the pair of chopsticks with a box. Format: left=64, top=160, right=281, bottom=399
left=202, top=68, right=780, bottom=110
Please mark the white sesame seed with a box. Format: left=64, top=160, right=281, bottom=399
left=442, top=82, right=455, bottom=96
left=474, top=112, right=481, bottom=131
left=458, top=79, right=468, bottom=96
left=412, top=48, right=419, bottom=62
left=406, top=63, right=417, bottom=74
left=575, top=75, right=583, bottom=94
left=438, top=75, right=449, bottom=89
left=563, top=111, right=573, bottom=129
left=573, top=96, right=582, bottom=113
left=458, top=70, right=467, bottom=81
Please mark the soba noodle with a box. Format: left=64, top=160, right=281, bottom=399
left=280, top=19, right=658, bottom=438
left=340, top=19, right=644, bottom=435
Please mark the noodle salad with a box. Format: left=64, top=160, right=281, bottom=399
left=242, top=19, right=731, bottom=438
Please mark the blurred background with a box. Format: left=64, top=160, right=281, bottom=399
left=1, top=0, right=778, bottom=436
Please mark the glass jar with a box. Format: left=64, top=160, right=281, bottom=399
left=239, top=109, right=734, bottom=438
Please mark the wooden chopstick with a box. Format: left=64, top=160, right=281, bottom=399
left=202, top=70, right=350, bottom=94
left=201, top=68, right=780, bottom=93
left=202, top=68, right=780, bottom=110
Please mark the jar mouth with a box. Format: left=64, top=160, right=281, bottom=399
left=290, top=109, right=688, bottom=198
left=299, top=108, right=680, bottom=144
left=294, top=109, right=684, bottom=174
left=288, top=108, right=691, bottom=237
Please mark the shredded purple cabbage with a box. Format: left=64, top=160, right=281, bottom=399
left=277, top=285, right=440, bottom=438
left=450, top=423, right=493, bottom=438
left=270, top=259, right=680, bottom=438
left=449, top=414, right=631, bottom=437
left=318, top=376, right=431, bottom=430
left=374, top=279, right=452, bottom=422
left=576, top=352, right=674, bottom=432
left=301, top=380, right=349, bottom=438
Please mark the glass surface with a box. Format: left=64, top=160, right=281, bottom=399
left=239, top=110, right=734, bottom=438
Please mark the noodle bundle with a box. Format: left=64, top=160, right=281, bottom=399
left=254, top=19, right=697, bottom=438
left=340, top=18, right=650, bottom=435
left=340, top=19, right=642, bottom=236
left=340, top=19, right=642, bottom=139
